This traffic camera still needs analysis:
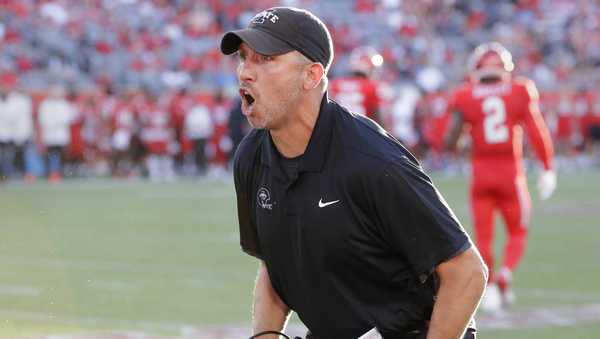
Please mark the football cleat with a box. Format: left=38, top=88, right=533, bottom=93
left=479, top=283, right=502, bottom=313
left=497, top=267, right=516, bottom=308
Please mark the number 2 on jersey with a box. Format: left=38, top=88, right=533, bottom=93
left=482, top=96, right=509, bottom=143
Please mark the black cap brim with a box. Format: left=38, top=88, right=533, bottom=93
left=220, top=28, right=294, bottom=56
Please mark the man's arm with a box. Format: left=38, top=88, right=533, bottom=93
left=426, top=246, right=487, bottom=339
left=521, top=80, right=556, bottom=199
left=444, top=110, right=464, bottom=152
left=523, top=82, right=554, bottom=170
left=252, top=261, right=291, bottom=338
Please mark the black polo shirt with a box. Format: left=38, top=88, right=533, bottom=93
left=233, top=93, right=471, bottom=338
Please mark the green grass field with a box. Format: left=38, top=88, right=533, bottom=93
left=0, top=172, right=599, bottom=338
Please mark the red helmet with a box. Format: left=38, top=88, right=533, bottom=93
left=468, top=42, right=514, bottom=82
left=349, top=46, right=383, bottom=76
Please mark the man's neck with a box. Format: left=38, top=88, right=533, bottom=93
left=270, top=93, right=322, bottom=158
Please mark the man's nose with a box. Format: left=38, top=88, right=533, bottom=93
left=238, top=61, right=255, bottom=83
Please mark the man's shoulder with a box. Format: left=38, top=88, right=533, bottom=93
left=233, top=128, right=265, bottom=173
left=332, top=104, right=416, bottom=170
left=452, top=82, right=473, bottom=95
left=512, top=76, right=539, bottom=100
left=449, top=82, right=473, bottom=106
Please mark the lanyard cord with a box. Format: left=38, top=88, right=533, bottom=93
left=248, top=330, right=294, bottom=339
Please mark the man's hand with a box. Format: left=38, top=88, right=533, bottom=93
left=537, top=169, right=556, bottom=200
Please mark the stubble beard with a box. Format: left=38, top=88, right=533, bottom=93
left=254, top=77, right=303, bottom=131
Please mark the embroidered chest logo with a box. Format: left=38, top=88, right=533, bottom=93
left=257, top=187, right=273, bottom=210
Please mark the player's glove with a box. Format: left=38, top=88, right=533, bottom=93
left=537, top=169, right=556, bottom=200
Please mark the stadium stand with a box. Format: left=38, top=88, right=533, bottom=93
left=1, top=0, right=600, bottom=182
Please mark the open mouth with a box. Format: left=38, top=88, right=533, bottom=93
left=240, top=88, right=255, bottom=105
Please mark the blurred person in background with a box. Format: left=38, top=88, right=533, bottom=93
left=414, top=68, right=451, bottom=167
left=0, top=86, right=10, bottom=181
left=572, top=87, right=589, bottom=157
left=64, top=89, right=86, bottom=178
left=0, top=80, right=33, bottom=182
left=184, top=90, right=213, bottom=176
left=585, top=87, right=600, bottom=163
left=329, top=46, right=384, bottom=124
left=110, top=91, right=137, bottom=177
left=207, top=89, right=233, bottom=176
left=38, top=85, right=77, bottom=183
left=445, top=42, right=556, bottom=312
left=227, top=96, right=250, bottom=167
left=389, top=80, right=422, bottom=154
left=139, top=91, right=176, bottom=183
left=554, top=87, right=577, bottom=157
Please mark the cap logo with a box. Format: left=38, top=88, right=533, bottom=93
left=251, top=10, right=279, bottom=25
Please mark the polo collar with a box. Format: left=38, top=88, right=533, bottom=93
left=260, top=93, right=334, bottom=173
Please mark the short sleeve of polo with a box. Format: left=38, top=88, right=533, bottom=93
left=371, top=156, right=471, bottom=276
left=233, top=142, right=263, bottom=260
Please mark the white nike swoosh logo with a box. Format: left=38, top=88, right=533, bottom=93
left=318, top=198, right=340, bottom=208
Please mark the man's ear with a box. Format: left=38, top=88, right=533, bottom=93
left=303, top=63, right=325, bottom=90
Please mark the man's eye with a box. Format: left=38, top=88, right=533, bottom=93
left=259, top=55, right=274, bottom=62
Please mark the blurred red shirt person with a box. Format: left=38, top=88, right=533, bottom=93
left=445, top=42, right=556, bottom=312
left=329, top=46, right=383, bottom=123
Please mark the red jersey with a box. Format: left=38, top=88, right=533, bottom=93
left=554, top=89, right=576, bottom=140
left=329, top=76, right=380, bottom=121
left=449, top=77, right=553, bottom=172
left=417, top=90, right=450, bottom=152
left=587, top=90, right=600, bottom=126
left=139, top=102, right=174, bottom=154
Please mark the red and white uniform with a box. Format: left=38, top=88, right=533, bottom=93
left=67, top=95, right=86, bottom=160
left=208, top=99, right=231, bottom=168
left=585, top=90, right=600, bottom=137
left=573, top=91, right=589, bottom=144
left=329, top=76, right=380, bottom=121
left=111, top=101, right=135, bottom=152
left=140, top=102, right=174, bottom=155
left=417, top=90, right=450, bottom=153
left=555, top=90, right=576, bottom=142
left=448, top=77, right=554, bottom=276
left=538, top=91, right=558, bottom=138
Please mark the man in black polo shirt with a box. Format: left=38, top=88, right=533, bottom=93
left=221, top=7, right=487, bottom=339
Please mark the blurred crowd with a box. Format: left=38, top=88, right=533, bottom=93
left=1, top=0, right=600, bottom=183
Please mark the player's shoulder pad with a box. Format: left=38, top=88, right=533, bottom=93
left=514, top=76, right=539, bottom=100
left=446, top=82, right=471, bottom=109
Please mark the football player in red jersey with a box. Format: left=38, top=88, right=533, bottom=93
left=445, top=42, right=556, bottom=312
left=329, top=46, right=383, bottom=123
left=416, top=84, right=452, bottom=167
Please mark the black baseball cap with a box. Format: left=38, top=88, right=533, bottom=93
left=220, top=7, right=334, bottom=72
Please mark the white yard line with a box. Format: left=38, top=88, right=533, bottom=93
left=517, top=287, right=600, bottom=302
left=0, top=284, right=42, bottom=297
left=86, top=280, right=139, bottom=292
left=0, top=308, right=189, bottom=333
left=476, top=303, right=600, bottom=330
left=0, top=255, right=245, bottom=276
